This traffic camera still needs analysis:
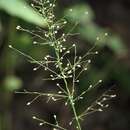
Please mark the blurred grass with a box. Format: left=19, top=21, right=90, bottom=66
left=0, top=0, right=47, bottom=26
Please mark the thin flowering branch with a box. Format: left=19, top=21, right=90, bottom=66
left=15, top=90, right=68, bottom=105
left=78, top=90, right=116, bottom=119
left=16, top=26, right=46, bottom=41
left=32, top=115, right=67, bottom=130
left=9, top=45, right=59, bottom=76
left=74, top=80, right=103, bottom=102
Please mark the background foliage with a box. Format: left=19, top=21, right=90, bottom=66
left=0, top=0, right=130, bottom=130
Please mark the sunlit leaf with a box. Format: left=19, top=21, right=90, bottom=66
left=0, top=0, right=47, bottom=26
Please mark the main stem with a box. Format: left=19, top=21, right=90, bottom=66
left=64, top=78, right=82, bottom=130
left=48, top=17, right=81, bottom=129
left=55, top=49, right=82, bottom=130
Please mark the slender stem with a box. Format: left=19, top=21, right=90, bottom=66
left=34, top=117, right=67, bottom=130
left=69, top=96, right=82, bottom=130
left=45, top=9, right=82, bottom=130
left=54, top=45, right=82, bottom=130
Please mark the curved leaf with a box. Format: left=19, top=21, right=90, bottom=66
left=0, top=0, right=47, bottom=26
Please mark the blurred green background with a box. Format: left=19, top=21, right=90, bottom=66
left=0, top=0, right=130, bottom=130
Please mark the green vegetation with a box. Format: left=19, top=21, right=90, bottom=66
left=0, top=0, right=130, bottom=130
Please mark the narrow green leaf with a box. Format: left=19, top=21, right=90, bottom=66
left=0, top=0, right=47, bottom=26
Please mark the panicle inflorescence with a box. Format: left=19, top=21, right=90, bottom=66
left=11, top=1, right=116, bottom=130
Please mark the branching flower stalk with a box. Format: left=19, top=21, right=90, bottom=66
left=9, top=0, right=116, bottom=130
